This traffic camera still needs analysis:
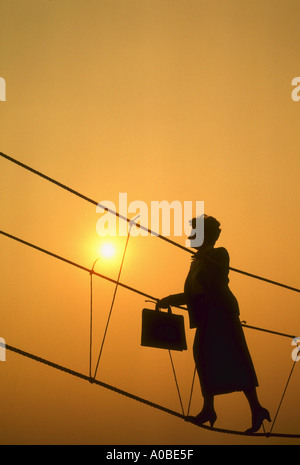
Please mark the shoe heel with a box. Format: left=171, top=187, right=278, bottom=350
left=188, top=411, right=217, bottom=428
left=245, top=408, right=271, bottom=433
left=209, top=418, right=216, bottom=428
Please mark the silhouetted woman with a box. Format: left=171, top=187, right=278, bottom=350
left=157, top=215, right=270, bottom=433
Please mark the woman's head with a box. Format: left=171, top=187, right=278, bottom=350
left=189, top=215, right=221, bottom=247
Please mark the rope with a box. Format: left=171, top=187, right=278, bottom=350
left=1, top=151, right=299, bottom=294
left=187, top=366, right=197, bottom=416
left=92, top=217, right=137, bottom=381
left=2, top=341, right=300, bottom=439
left=0, top=230, right=296, bottom=342
left=228, top=266, right=299, bottom=293
left=168, top=350, right=185, bottom=416
left=241, top=323, right=295, bottom=340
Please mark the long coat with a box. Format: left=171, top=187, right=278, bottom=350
left=184, top=246, right=258, bottom=397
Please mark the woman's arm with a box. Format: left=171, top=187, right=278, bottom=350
left=157, top=293, right=187, bottom=308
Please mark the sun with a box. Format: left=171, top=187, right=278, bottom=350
left=100, top=242, right=115, bottom=259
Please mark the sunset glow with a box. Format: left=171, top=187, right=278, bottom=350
left=100, top=242, right=115, bottom=259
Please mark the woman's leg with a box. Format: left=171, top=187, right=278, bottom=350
left=243, top=388, right=271, bottom=433
left=190, top=394, right=216, bottom=427
left=243, top=388, right=262, bottom=413
left=203, top=394, right=215, bottom=413
left=191, top=331, right=217, bottom=426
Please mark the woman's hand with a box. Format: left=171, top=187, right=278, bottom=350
left=156, top=296, right=171, bottom=308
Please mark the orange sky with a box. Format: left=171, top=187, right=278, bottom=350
left=1, top=0, right=300, bottom=445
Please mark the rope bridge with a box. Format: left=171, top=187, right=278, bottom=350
left=1, top=151, right=299, bottom=439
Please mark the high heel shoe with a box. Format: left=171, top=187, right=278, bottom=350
left=186, top=410, right=217, bottom=428
left=245, top=407, right=271, bottom=433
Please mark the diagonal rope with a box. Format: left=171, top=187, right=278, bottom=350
left=0, top=230, right=157, bottom=301
left=168, top=350, right=185, bottom=416
left=187, top=365, right=197, bottom=416
left=268, top=359, right=298, bottom=435
left=92, top=216, right=138, bottom=381
left=1, top=151, right=299, bottom=293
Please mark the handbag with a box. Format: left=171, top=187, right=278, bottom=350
left=141, top=303, right=187, bottom=351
